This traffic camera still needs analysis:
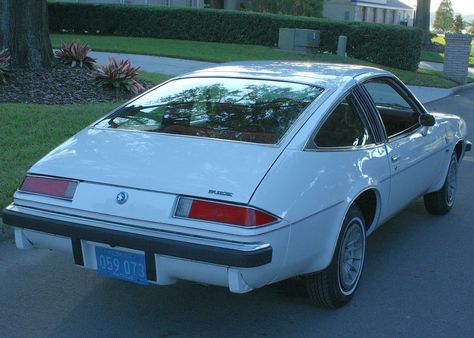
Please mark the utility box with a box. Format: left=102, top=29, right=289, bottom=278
left=278, top=28, right=320, bottom=53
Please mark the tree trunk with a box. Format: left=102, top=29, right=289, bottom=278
left=414, top=0, right=431, bottom=31
left=414, top=0, right=431, bottom=44
left=0, top=0, right=53, bottom=69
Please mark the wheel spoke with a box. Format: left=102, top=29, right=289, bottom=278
left=338, top=220, right=365, bottom=293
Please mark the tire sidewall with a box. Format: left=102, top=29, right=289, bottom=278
left=333, top=206, right=366, bottom=301
left=444, top=154, right=458, bottom=208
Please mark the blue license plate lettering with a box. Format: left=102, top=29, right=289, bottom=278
left=95, top=246, right=148, bottom=285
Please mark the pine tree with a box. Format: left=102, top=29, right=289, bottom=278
left=453, top=14, right=463, bottom=33
left=433, top=0, right=455, bottom=32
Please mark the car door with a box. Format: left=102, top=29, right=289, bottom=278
left=361, top=77, right=446, bottom=218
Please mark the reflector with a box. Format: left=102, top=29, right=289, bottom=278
left=175, top=197, right=277, bottom=227
left=20, top=176, right=78, bottom=199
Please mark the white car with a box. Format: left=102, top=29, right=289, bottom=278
left=3, top=62, right=471, bottom=308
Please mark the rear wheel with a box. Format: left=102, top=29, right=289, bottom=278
left=305, top=205, right=366, bottom=308
left=424, top=152, right=458, bottom=215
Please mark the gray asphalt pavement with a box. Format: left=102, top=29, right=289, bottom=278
left=1, top=89, right=473, bottom=337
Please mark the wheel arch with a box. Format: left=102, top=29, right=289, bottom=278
left=454, top=140, right=463, bottom=161
left=352, top=188, right=380, bottom=234
left=428, top=141, right=463, bottom=193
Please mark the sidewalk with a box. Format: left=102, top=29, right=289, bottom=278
left=90, top=51, right=461, bottom=104
left=419, top=60, right=474, bottom=79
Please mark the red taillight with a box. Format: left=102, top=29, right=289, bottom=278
left=175, top=197, right=277, bottom=227
left=19, top=176, right=78, bottom=200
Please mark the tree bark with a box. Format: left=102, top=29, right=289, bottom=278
left=415, top=0, right=431, bottom=31
left=0, top=0, right=53, bottom=69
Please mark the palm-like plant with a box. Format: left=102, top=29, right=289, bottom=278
left=55, top=41, right=96, bottom=69
left=93, top=57, right=145, bottom=96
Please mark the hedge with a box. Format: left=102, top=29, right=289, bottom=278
left=48, top=3, right=422, bottom=71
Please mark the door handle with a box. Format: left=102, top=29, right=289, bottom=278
left=391, top=155, right=400, bottom=162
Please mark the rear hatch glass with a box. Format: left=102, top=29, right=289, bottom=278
left=95, top=77, right=323, bottom=144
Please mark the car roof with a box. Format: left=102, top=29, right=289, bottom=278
left=179, top=61, right=391, bottom=90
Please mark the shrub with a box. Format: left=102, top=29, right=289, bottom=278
left=94, top=57, right=144, bottom=95
left=48, top=3, right=422, bottom=71
left=0, top=49, right=13, bottom=84
left=55, top=41, right=96, bottom=69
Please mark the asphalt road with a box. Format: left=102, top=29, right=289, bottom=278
left=1, top=89, right=473, bottom=338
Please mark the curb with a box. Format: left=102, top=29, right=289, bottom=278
left=451, top=82, right=474, bottom=95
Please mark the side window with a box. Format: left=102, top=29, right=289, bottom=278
left=315, top=94, right=374, bottom=148
left=363, top=79, right=420, bottom=138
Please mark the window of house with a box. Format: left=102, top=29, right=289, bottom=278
left=314, top=94, right=374, bottom=148
left=363, top=79, right=420, bottom=138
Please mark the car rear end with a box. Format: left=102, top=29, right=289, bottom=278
left=3, top=75, right=325, bottom=292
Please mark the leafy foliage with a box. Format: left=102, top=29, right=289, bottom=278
left=54, top=41, right=96, bottom=69
left=433, top=0, right=455, bottom=32
left=242, top=0, right=323, bottom=17
left=469, top=21, right=474, bottom=36
left=94, top=57, right=144, bottom=94
left=48, top=3, right=422, bottom=71
left=0, top=49, right=13, bottom=84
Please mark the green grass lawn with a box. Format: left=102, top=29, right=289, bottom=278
left=51, top=34, right=457, bottom=88
left=0, top=103, right=116, bottom=211
left=137, top=71, right=173, bottom=84
left=420, top=35, right=474, bottom=66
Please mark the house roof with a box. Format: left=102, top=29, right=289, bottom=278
left=352, top=0, right=413, bottom=10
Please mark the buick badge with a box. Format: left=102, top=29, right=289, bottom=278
left=116, top=192, right=128, bottom=204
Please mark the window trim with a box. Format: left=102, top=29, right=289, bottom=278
left=361, top=76, right=426, bottom=141
left=93, top=76, right=325, bottom=147
left=305, top=90, right=378, bottom=151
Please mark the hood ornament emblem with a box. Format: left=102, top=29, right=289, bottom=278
left=116, top=192, right=129, bottom=204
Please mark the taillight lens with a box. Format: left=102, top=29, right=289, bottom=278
left=175, top=197, right=277, bottom=227
left=19, top=176, right=78, bottom=200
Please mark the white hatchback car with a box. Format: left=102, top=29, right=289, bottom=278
left=3, top=62, right=471, bottom=308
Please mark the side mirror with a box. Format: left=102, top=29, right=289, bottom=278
left=420, top=114, right=435, bottom=127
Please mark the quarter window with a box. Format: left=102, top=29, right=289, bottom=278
left=363, top=79, right=420, bottom=138
left=315, top=94, right=374, bottom=148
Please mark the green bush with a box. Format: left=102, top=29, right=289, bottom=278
left=48, top=3, right=422, bottom=71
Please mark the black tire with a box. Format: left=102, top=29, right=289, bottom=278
left=305, top=204, right=366, bottom=308
left=424, top=152, right=458, bottom=215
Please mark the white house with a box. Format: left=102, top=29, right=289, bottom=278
left=323, top=0, right=414, bottom=25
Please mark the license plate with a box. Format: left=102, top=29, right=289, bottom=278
left=95, top=246, right=148, bottom=285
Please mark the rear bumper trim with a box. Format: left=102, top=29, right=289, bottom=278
left=2, top=208, right=273, bottom=274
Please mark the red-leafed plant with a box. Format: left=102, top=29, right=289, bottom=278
left=0, top=48, right=13, bottom=84
left=55, top=41, right=96, bottom=69
left=93, top=57, right=144, bottom=95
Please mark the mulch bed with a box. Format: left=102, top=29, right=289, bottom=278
left=0, top=64, right=155, bottom=104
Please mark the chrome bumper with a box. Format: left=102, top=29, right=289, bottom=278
left=2, top=204, right=273, bottom=283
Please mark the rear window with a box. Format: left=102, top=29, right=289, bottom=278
left=95, top=77, right=323, bottom=144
